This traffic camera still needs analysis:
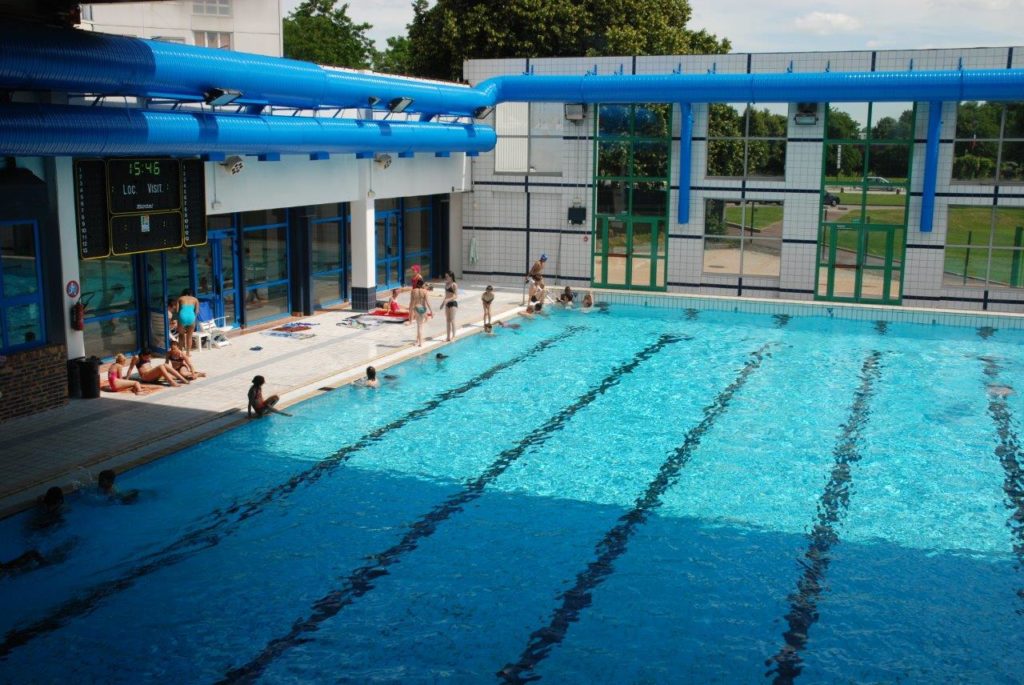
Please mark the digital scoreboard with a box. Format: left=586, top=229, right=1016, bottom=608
left=74, top=157, right=207, bottom=259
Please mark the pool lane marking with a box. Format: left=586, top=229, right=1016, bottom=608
left=498, top=343, right=773, bottom=685
left=980, top=357, right=1024, bottom=610
left=0, top=328, right=585, bottom=661
left=217, top=332, right=687, bottom=685
left=765, top=351, right=883, bottom=685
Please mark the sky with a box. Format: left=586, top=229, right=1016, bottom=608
left=281, top=0, right=1024, bottom=53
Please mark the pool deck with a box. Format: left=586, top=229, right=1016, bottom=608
left=0, top=283, right=531, bottom=518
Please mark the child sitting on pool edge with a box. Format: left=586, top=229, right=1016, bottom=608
left=247, top=375, right=291, bottom=418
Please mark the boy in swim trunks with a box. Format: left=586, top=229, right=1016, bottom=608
left=481, top=285, right=494, bottom=326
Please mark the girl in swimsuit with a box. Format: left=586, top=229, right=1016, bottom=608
left=409, top=282, right=433, bottom=347
left=129, top=349, right=189, bottom=386
left=440, top=271, right=458, bottom=342
left=388, top=289, right=408, bottom=316
left=167, top=341, right=205, bottom=380
left=481, top=285, right=494, bottom=326
left=107, top=353, right=142, bottom=394
left=176, top=289, right=201, bottom=354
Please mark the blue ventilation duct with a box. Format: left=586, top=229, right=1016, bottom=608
left=4, top=24, right=1022, bottom=120
left=0, top=23, right=489, bottom=117
left=477, top=68, right=1024, bottom=104
left=0, top=104, right=495, bottom=157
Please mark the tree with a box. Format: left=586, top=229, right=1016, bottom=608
left=373, top=36, right=414, bottom=75
left=405, top=0, right=730, bottom=82
left=283, top=0, right=374, bottom=69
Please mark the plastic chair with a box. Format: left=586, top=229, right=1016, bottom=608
left=197, top=301, right=232, bottom=348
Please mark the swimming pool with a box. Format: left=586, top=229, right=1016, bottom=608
left=1, top=304, right=1023, bottom=683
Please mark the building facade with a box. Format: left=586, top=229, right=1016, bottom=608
left=80, top=0, right=283, bottom=57
left=462, top=48, right=1024, bottom=313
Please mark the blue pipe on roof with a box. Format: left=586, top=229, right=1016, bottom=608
left=0, top=103, right=495, bottom=157
left=0, top=23, right=489, bottom=116
left=2, top=24, right=1023, bottom=122
left=476, top=68, right=1024, bottom=104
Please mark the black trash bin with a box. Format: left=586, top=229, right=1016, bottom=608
left=67, top=357, right=84, bottom=399
left=79, top=356, right=102, bottom=399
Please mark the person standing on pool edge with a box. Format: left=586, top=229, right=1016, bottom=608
left=176, top=288, right=201, bottom=354
left=481, top=285, right=494, bottom=326
left=529, top=254, right=547, bottom=281
left=440, top=270, right=458, bottom=342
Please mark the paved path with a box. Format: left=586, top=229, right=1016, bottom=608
left=0, top=283, right=532, bottom=517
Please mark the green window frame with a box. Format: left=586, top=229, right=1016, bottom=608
left=953, top=101, right=1024, bottom=184
left=592, top=103, right=672, bottom=291
left=943, top=205, right=1024, bottom=288
left=706, top=103, right=788, bottom=179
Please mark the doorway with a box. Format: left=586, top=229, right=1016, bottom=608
left=816, top=223, right=904, bottom=303
left=194, top=231, right=239, bottom=327
left=594, top=216, right=664, bottom=289
left=375, top=211, right=402, bottom=290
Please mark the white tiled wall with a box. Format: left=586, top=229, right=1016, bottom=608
left=462, top=45, right=1023, bottom=313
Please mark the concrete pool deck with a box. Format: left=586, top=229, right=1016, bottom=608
left=0, top=283, right=534, bottom=518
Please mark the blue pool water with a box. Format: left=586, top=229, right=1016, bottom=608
left=2, top=305, right=1024, bottom=684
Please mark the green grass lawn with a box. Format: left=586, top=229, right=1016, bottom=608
left=723, top=205, right=784, bottom=230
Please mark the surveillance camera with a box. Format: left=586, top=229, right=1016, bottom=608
left=374, top=153, right=392, bottom=169
left=221, top=155, right=244, bottom=175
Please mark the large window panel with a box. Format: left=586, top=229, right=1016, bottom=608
left=495, top=102, right=562, bottom=174
left=633, top=141, right=670, bottom=178
left=244, top=227, right=288, bottom=284
left=598, top=104, right=631, bottom=137
left=706, top=103, right=786, bottom=179
left=598, top=141, right=630, bottom=178
left=827, top=103, right=869, bottom=141
left=702, top=199, right=782, bottom=276
left=403, top=209, right=430, bottom=254
left=632, top=181, right=668, bottom=217
left=953, top=101, right=1024, bottom=184
left=0, top=221, right=44, bottom=351
left=597, top=180, right=629, bottom=215
left=634, top=104, right=672, bottom=138
left=944, top=205, right=1024, bottom=288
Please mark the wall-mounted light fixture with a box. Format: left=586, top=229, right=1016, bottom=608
left=794, top=102, right=819, bottom=125
left=473, top=105, right=494, bottom=120
left=220, top=155, right=244, bottom=175
left=204, top=88, right=243, bottom=106
left=374, top=153, right=393, bottom=169
left=367, top=96, right=381, bottom=107
left=388, top=97, right=414, bottom=113
left=564, top=103, right=587, bottom=122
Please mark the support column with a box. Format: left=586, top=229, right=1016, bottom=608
left=677, top=102, right=693, bottom=226
left=350, top=197, right=376, bottom=311
left=53, top=157, right=85, bottom=358
left=920, top=101, right=943, bottom=233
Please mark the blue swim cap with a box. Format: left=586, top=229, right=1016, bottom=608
left=540, top=254, right=548, bottom=261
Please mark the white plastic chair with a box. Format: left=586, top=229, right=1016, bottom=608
left=197, top=301, right=231, bottom=348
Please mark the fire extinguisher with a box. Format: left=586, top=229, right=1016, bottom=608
left=70, top=293, right=91, bottom=331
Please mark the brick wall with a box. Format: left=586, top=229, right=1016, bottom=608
left=0, top=344, right=68, bottom=422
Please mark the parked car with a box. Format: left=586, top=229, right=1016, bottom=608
left=824, top=192, right=840, bottom=207
left=866, top=176, right=893, bottom=188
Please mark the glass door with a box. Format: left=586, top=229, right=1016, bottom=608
left=594, top=216, right=660, bottom=289
left=375, top=212, right=403, bottom=290
left=816, top=222, right=903, bottom=304
left=595, top=217, right=628, bottom=287
left=629, top=218, right=658, bottom=288
left=195, top=231, right=239, bottom=327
